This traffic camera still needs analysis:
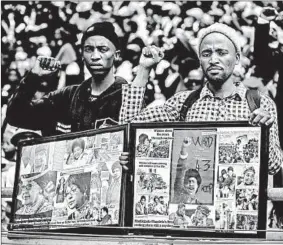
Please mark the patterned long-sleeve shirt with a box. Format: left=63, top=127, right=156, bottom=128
left=120, top=83, right=282, bottom=175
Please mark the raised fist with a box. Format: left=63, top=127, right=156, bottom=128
left=139, top=45, right=164, bottom=70
left=31, top=56, right=61, bottom=76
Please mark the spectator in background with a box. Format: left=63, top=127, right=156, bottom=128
left=184, top=68, right=204, bottom=91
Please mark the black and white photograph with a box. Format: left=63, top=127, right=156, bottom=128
left=20, top=143, right=51, bottom=175
left=218, top=128, right=261, bottom=164
left=168, top=203, right=215, bottom=228
left=216, top=166, right=237, bottom=199
left=236, top=214, right=258, bottom=231
left=2, top=0, right=281, bottom=240
left=215, top=201, right=236, bottom=230
left=236, top=189, right=259, bottom=211
left=237, top=165, right=259, bottom=188
left=14, top=171, right=57, bottom=219
left=135, top=133, right=171, bottom=159
left=171, top=129, right=216, bottom=205
left=136, top=167, right=169, bottom=194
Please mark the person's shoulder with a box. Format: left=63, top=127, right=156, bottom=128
left=166, top=90, right=195, bottom=105
left=259, top=92, right=276, bottom=107
left=173, top=90, right=195, bottom=100
left=114, top=76, right=128, bottom=85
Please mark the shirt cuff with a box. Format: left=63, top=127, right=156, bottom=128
left=257, top=17, right=269, bottom=24
left=179, top=152, right=189, bottom=160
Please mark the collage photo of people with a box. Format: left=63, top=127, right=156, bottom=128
left=216, top=127, right=261, bottom=232
left=13, top=129, right=125, bottom=228
left=133, top=126, right=261, bottom=233
left=134, top=128, right=173, bottom=228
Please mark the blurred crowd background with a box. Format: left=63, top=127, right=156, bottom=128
left=1, top=1, right=283, bottom=231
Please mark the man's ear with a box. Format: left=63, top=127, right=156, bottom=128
left=114, top=50, right=121, bottom=61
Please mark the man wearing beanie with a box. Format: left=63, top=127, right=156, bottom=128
left=6, top=22, right=144, bottom=136
left=120, top=22, right=283, bottom=176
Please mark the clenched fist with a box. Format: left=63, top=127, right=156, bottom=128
left=139, top=45, right=164, bottom=70
left=31, top=56, right=61, bottom=76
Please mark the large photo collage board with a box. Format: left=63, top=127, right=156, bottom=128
left=11, top=126, right=127, bottom=230
left=131, top=124, right=265, bottom=235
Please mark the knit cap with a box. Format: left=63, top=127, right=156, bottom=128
left=197, top=23, right=241, bottom=55
left=81, top=22, right=119, bottom=49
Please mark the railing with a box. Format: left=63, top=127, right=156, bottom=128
left=266, top=169, right=283, bottom=240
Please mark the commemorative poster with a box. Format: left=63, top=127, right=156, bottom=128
left=11, top=126, right=127, bottom=230
left=131, top=124, right=264, bottom=235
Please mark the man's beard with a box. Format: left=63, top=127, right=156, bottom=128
left=205, top=72, right=232, bottom=88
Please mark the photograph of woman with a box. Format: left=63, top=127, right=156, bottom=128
left=65, top=172, right=92, bottom=220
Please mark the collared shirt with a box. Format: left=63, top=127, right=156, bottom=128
left=120, top=83, right=282, bottom=175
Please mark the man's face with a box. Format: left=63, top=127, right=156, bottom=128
left=228, top=170, right=233, bottom=176
left=21, top=180, right=41, bottom=205
left=101, top=209, right=106, bottom=217
left=199, top=33, right=239, bottom=85
left=8, top=70, right=19, bottom=83
left=113, top=168, right=121, bottom=179
left=66, top=184, right=84, bottom=209
left=144, top=138, right=150, bottom=146
left=34, top=150, right=47, bottom=172
left=195, top=209, right=205, bottom=220
left=159, top=197, right=164, bottom=204
left=83, top=35, right=118, bottom=77
left=184, top=177, right=198, bottom=196
left=73, top=146, right=83, bottom=160
left=244, top=170, right=255, bottom=185
left=141, top=198, right=146, bottom=205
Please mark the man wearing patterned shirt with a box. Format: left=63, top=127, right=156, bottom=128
left=120, top=23, right=282, bottom=175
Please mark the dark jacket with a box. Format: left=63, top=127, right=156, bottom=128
left=6, top=72, right=127, bottom=136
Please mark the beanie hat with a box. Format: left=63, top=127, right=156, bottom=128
left=197, top=23, right=241, bottom=55
left=81, top=22, right=119, bottom=49
left=184, top=168, right=202, bottom=187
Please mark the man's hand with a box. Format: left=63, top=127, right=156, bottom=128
left=133, top=46, right=164, bottom=87
left=31, top=56, right=61, bottom=76
left=139, top=45, right=164, bottom=70
left=180, top=137, right=191, bottom=158
left=260, top=7, right=278, bottom=22
left=119, top=152, right=129, bottom=170
left=249, top=108, right=274, bottom=126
